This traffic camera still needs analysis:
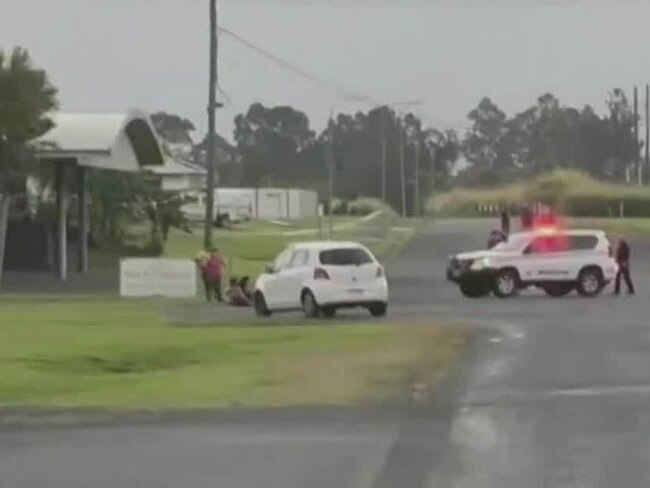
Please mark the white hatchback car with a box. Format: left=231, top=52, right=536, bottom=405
left=254, top=241, right=389, bottom=318
left=447, top=228, right=618, bottom=298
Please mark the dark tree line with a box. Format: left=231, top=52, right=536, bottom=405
left=153, top=88, right=642, bottom=215
left=458, top=89, right=640, bottom=185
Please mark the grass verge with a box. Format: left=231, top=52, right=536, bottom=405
left=163, top=213, right=416, bottom=278
left=0, top=295, right=466, bottom=409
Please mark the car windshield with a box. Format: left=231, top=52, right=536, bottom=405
left=491, top=234, right=531, bottom=252
left=319, top=248, right=373, bottom=265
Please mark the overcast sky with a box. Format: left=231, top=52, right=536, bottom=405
left=3, top=0, right=650, bottom=141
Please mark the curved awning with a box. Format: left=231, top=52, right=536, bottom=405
left=35, top=109, right=164, bottom=172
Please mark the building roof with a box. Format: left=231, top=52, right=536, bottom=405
left=150, top=157, right=207, bottom=176
left=35, top=109, right=164, bottom=172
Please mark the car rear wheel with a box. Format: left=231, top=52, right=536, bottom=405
left=542, top=283, right=574, bottom=297
left=459, top=282, right=490, bottom=298
left=301, top=290, right=320, bottom=318
left=322, top=306, right=337, bottom=318
left=577, top=268, right=603, bottom=297
left=254, top=291, right=272, bottom=317
left=368, top=302, right=387, bottom=317
left=493, top=269, right=518, bottom=298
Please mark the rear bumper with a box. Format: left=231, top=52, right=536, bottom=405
left=312, top=280, right=388, bottom=306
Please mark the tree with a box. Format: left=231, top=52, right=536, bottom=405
left=461, top=97, right=512, bottom=184
left=234, top=103, right=315, bottom=186
left=151, top=112, right=195, bottom=145
left=0, top=47, right=57, bottom=286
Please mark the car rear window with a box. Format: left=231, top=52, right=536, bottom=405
left=319, top=248, right=373, bottom=266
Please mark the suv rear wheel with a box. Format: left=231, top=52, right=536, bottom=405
left=493, top=269, right=518, bottom=298
left=577, top=268, right=603, bottom=297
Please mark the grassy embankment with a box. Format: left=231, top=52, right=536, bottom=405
left=163, top=208, right=416, bottom=278
left=0, top=295, right=466, bottom=409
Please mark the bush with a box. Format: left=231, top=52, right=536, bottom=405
left=429, top=170, right=650, bottom=218
left=348, top=197, right=391, bottom=216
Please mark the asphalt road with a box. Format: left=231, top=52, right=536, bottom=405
left=4, top=219, right=650, bottom=487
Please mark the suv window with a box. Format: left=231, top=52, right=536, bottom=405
left=569, top=235, right=598, bottom=251
left=526, top=236, right=569, bottom=254
left=319, top=248, right=373, bottom=265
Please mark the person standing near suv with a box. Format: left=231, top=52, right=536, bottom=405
left=614, top=239, right=635, bottom=295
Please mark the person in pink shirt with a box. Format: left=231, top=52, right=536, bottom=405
left=202, top=248, right=226, bottom=302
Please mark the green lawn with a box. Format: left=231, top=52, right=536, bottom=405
left=163, top=213, right=416, bottom=278
left=0, top=295, right=466, bottom=409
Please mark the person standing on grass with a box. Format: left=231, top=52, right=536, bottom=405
left=203, top=247, right=226, bottom=302
left=614, top=239, right=635, bottom=295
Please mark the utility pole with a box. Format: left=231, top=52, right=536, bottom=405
left=203, top=0, right=218, bottom=250
left=380, top=108, right=387, bottom=204
left=413, top=137, right=420, bottom=216
left=327, top=109, right=335, bottom=238
left=634, top=85, right=641, bottom=186
left=645, top=83, right=650, bottom=185
left=398, top=117, right=406, bottom=218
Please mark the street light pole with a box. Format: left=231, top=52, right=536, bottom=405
left=380, top=109, right=387, bottom=204
left=398, top=117, right=406, bottom=217
left=413, top=136, right=420, bottom=216
left=327, top=108, right=335, bottom=238
left=204, top=0, right=218, bottom=250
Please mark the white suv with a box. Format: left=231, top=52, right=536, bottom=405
left=254, top=241, right=389, bottom=318
left=447, top=229, right=618, bottom=298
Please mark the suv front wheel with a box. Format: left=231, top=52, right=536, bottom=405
left=577, top=268, right=603, bottom=297
left=493, top=269, right=519, bottom=298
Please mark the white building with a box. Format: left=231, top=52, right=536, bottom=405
left=182, top=187, right=319, bottom=222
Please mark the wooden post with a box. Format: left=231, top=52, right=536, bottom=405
left=77, top=166, right=89, bottom=273
left=55, top=163, right=68, bottom=281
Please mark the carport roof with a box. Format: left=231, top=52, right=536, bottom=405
left=35, top=109, right=164, bottom=172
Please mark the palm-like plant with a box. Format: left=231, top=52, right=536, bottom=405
left=0, top=47, right=58, bottom=286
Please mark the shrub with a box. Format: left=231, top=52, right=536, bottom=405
left=429, top=170, right=650, bottom=218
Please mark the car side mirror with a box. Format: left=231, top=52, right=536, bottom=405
left=265, top=264, right=276, bottom=274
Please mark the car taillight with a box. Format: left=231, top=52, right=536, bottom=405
left=313, top=268, right=330, bottom=280
left=376, top=266, right=385, bottom=278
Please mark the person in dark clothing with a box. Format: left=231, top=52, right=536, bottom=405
left=520, top=205, right=533, bottom=230
left=488, top=229, right=507, bottom=249
left=614, top=239, right=635, bottom=295
left=500, top=209, right=510, bottom=235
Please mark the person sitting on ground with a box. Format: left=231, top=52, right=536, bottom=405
left=226, top=277, right=251, bottom=306
left=239, top=276, right=254, bottom=301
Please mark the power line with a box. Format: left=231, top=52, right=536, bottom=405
left=218, top=26, right=377, bottom=105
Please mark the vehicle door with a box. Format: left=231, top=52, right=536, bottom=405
left=264, top=247, right=294, bottom=309
left=521, top=235, right=572, bottom=281
left=565, top=235, right=599, bottom=279
left=277, top=250, right=312, bottom=309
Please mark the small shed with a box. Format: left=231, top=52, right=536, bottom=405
left=34, top=109, right=164, bottom=281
